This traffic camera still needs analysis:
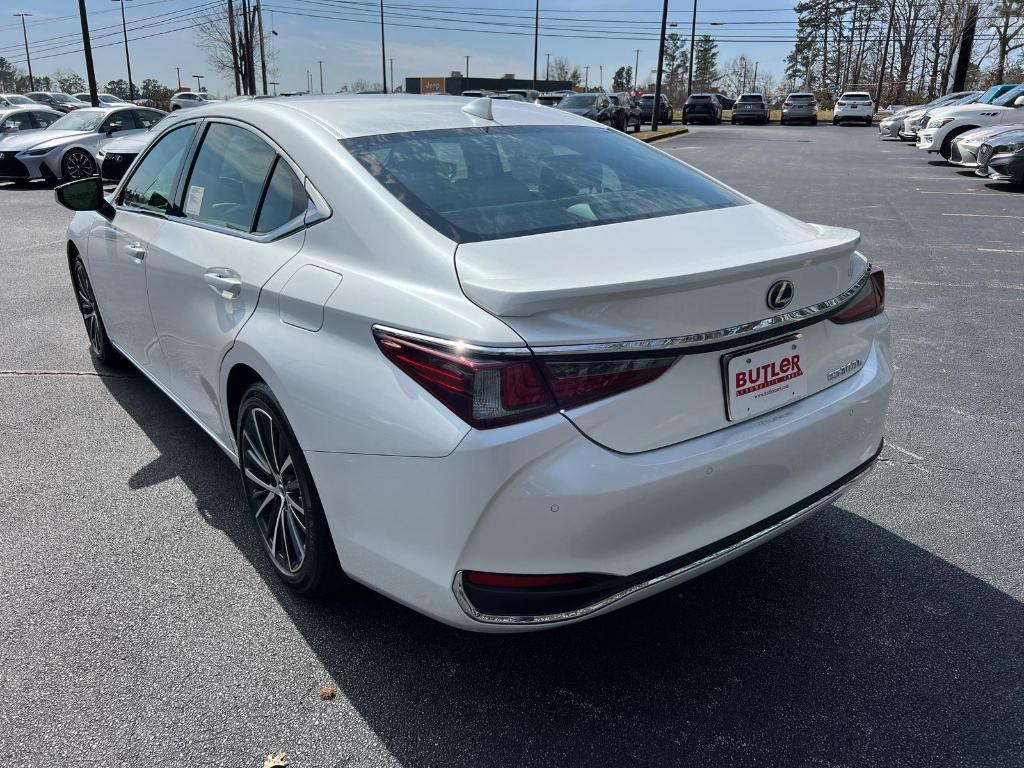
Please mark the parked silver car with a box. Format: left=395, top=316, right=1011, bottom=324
left=72, top=92, right=130, bottom=106
left=780, top=92, right=818, bottom=125
left=0, top=93, right=37, bottom=108
left=1, top=106, right=62, bottom=137
left=0, top=105, right=165, bottom=182
left=170, top=91, right=221, bottom=111
left=949, top=124, right=1024, bottom=166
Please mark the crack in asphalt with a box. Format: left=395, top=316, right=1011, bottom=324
left=0, top=369, right=125, bottom=378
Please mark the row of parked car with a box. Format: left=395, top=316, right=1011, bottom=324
left=878, top=83, right=1024, bottom=186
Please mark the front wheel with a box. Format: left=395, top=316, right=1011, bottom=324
left=865, top=116, right=873, bottom=126
left=811, top=118, right=818, bottom=126
left=61, top=148, right=96, bottom=181
left=833, top=117, right=840, bottom=126
left=237, top=383, right=343, bottom=596
left=71, top=256, right=119, bottom=365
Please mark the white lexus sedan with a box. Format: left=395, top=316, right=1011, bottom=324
left=55, top=95, right=892, bottom=631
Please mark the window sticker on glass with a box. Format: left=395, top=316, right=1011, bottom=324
left=185, top=185, right=205, bottom=216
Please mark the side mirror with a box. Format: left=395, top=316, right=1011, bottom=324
left=105, top=123, right=122, bottom=135
left=55, top=177, right=106, bottom=212
left=1015, top=95, right=1024, bottom=107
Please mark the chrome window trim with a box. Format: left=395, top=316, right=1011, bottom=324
left=453, top=453, right=877, bottom=626
left=374, top=267, right=871, bottom=359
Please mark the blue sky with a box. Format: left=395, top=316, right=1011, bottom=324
left=0, top=0, right=798, bottom=96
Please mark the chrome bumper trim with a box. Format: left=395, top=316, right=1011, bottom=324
left=452, top=448, right=879, bottom=626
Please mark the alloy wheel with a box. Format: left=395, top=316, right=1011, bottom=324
left=240, top=407, right=308, bottom=575
left=73, top=259, right=104, bottom=356
left=63, top=150, right=95, bottom=180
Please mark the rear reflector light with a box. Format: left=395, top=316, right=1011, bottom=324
left=465, top=571, right=584, bottom=588
left=374, top=329, right=677, bottom=429
left=831, top=266, right=885, bottom=324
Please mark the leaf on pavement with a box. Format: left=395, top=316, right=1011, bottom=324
left=319, top=686, right=337, bottom=701
left=264, top=752, right=288, bottom=768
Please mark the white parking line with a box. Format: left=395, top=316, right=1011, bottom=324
left=917, top=190, right=1004, bottom=195
left=942, top=213, right=1024, bottom=219
left=978, top=247, right=1024, bottom=253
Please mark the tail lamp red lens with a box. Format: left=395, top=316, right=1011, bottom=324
left=465, top=571, right=584, bottom=588
left=374, top=330, right=676, bottom=429
left=831, top=266, right=885, bottom=324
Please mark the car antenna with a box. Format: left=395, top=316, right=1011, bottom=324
left=462, top=96, right=494, bottom=121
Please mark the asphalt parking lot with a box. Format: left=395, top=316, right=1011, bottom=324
left=2, top=123, right=1022, bottom=768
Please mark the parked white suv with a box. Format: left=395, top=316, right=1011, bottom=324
left=833, top=92, right=874, bottom=126
left=169, top=91, right=220, bottom=110
left=917, top=84, right=1024, bottom=159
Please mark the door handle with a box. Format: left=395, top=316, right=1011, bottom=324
left=204, top=268, right=242, bottom=300
left=125, top=242, right=147, bottom=260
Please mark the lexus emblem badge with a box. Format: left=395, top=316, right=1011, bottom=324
left=766, top=279, right=794, bottom=311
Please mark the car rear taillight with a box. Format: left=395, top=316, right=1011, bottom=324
left=838, top=101, right=847, bottom=106
left=374, top=329, right=677, bottom=429
left=831, top=266, right=885, bottom=324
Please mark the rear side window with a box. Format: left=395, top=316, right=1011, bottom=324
left=121, top=123, right=197, bottom=213
left=134, top=109, right=164, bottom=128
left=342, top=125, right=744, bottom=243
left=183, top=123, right=277, bottom=232
left=255, top=159, right=309, bottom=233
left=33, top=111, right=59, bottom=128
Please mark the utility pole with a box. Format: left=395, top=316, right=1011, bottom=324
left=532, top=0, right=540, bottom=90
left=379, top=0, right=387, bottom=93
left=465, top=55, right=470, bottom=78
left=14, top=13, right=34, bottom=92
left=752, top=60, right=759, bottom=92
left=952, top=4, right=978, bottom=92
left=241, top=0, right=252, bottom=94
left=599, top=64, right=603, bottom=89
left=227, top=0, right=241, bottom=95
left=318, top=60, right=324, bottom=94
left=651, top=0, right=669, bottom=131
left=633, top=49, right=641, bottom=92
left=256, top=0, right=267, bottom=94
left=741, top=58, right=747, bottom=93
left=822, top=0, right=830, bottom=93
left=77, top=2, right=98, bottom=107
left=112, top=0, right=136, bottom=102
left=874, top=0, right=896, bottom=108
left=686, top=0, right=697, bottom=96
left=389, top=58, right=395, bottom=94
left=175, top=66, right=181, bottom=90
left=844, top=0, right=859, bottom=90
left=584, top=65, right=590, bottom=90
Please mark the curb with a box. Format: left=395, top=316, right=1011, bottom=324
left=641, top=128, right=689, bottom=143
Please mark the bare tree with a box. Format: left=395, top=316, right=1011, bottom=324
left=193, top=2, right=276, bottom=94
left=989, top=0, right=1024, bottom=82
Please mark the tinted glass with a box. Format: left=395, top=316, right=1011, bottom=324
left=50, top=109, right=107, bottom=131
left=101, top=110, right=136, bottom=132
left=342, top=125, right=744, bottom=243
left=255, top=160, right=309, bottom=233
left=183, top=123, right=277, bottom=232
left=33, top=111, right=59, bottom=128
left=3, top=95, right=33, bottom=105
left=561, top=94, right=597, bottom=108
left=994, top=85, right=1024, bottom=106
left=51, top=93, right=78, bottom=103
left=122, top=124, right=196, bottom=213
left=738, top=95, right=764, bottom=102
left=134, top=109, right=165, bottom=128
left=2, top=112, right=32, bottom=130
left=787, top=94, right=815, bottom=101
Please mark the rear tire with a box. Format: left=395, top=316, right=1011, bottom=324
left=811, top=117, right=818, bottom=126
left=833, top=117, right=840, bottom=126
left=237, top=382, right=344, bottom=597
left=865, top=116, right=873, bottom=126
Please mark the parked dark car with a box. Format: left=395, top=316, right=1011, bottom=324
left=556, top=92, right=616, bottom=125
left=25, top=92, right=88, bottom=113
left=608, top=92, right=642, bottom=131
left=536, top=93, right=565, bottom=107
left=731, top=93, right=770, bottom=124
left=976, top=128, right=1024, bottom=185
left=639, top=93, right=673, bottom=124
left=684, top=93, right=723, bottom=124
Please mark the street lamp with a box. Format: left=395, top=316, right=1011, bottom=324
left=389, top=58, right=396, bottom=94
left=175, top=66, right=181, bottom=90
left=111, top=0, right=136, bottom=102
left=318, top=59, right=324, bottom=94
left=465, top=55, right=470, bottom=78
left=584, top=65, right=590, bottom=90
left=13, top=13, right=33, bottom=92
left=633, top=49, right=641, bottom=92
left=269, top=80, right=279, bottom=95
left=193, top=74, right=204, bottom=92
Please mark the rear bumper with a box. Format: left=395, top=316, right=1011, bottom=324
left=307, top=331, right=892, bottom=632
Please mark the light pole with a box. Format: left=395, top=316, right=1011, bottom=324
left=532, top=0, right=540, bottom=90
left=389, top=58, right=395, bottom=93
left=269, top=80, right=279, bottom=95
left=651, top=0, right=669, bottom=131
left=686, top=0, right=697, bottom=96
left=77, top=1, right=99, bottom=107
left=13, top=13, right=33, bottom=92
left=584, top=65, right=590, bottom=90
left=465, top=55, right=470, bottom=78
left=599, top=64, right=603, bottom=90
left=751, top=60, right=759, bottom=92
left=633, top=49, right=641, bottom=92
left=379, top=0, right=387, bottom=93
left=545, top=52, right=551, bottom=81
left=175, top=66, right=181, bottom=90
left=112, top=0, right=136, bottom=102
left=318, top=60, right=324, bottom=94
left=193, top=74, right=204, bottom=92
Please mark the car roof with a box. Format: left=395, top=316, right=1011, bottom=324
left=157, top=94, right=591, bottom=138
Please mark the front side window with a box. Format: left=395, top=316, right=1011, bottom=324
left=101, top=110, right=136, bottom=133
left=342, top=125, right=744, bottom=243
left=50, top=93, right=78, bottom=104
left=994, top=85, right=1024, bottom=106
left=121, top=124, right=197, bottom=214
left=182, top=123, right=277, bottom=231
left=134, top=109, right=165, bottom=129
left=49, top=109, right=107, bottom=132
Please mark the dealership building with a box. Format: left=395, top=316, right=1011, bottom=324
left=404, top=74, right=574, bottom=96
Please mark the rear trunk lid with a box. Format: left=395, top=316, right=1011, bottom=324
left=455, top=203, right=871, bottom=452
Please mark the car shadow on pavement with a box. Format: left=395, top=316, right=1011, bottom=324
left=99, top=367, right=1024, bottom=768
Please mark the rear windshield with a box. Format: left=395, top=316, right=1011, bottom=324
left=786, top=94, right=815, bottom=101
left=3, top=94, right=33, bottom=105
left=738, top=94, right=763, bottom=102
left=841, top=93, right=872, bottom=100
left=561, top=94, right=597, bottom=108
left=688, top=95, right=712, bottom=102
left=341, top=125, right=744, bottom=243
